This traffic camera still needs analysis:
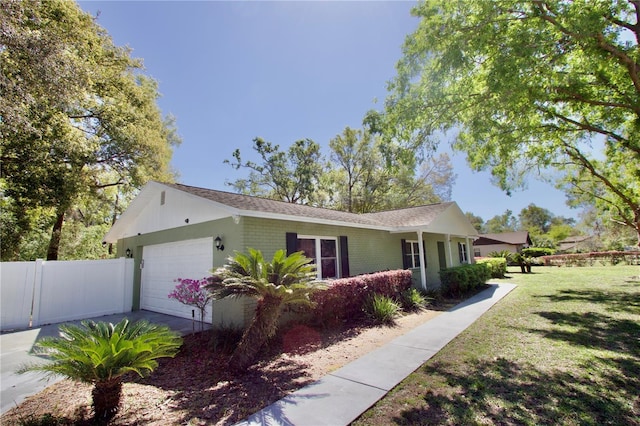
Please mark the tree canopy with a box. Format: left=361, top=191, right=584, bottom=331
left=225, top=129, right=456, bottom=213
left=0, top=0, right=180, bottom=260
left=377, top=0, right=640, bottom=246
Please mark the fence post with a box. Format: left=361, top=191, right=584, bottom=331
left=30, top=259, right=44, bottom=328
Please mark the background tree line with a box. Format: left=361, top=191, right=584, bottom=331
left=466, top=203, right=636, bottom=251
left=3, top=0, right=637, bottom=261
left=225, top=127, right=456, bottom=214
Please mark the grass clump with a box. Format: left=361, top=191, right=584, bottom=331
left=400, top=288, right=428, bottom=311
left=364, top=294, right=401, bottom=325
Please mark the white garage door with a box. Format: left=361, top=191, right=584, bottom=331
left=141, top=238, right=213, bottom=322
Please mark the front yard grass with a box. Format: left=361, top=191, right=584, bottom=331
left=353, top=265, right=640, bottom=425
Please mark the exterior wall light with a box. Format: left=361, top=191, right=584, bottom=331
left=125, top=248, right=132, bottom=258
left=215, top=236, right=225, bottom=251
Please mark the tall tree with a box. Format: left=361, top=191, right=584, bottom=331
left=326, top=127, right=391, bottom=213
left=465, top=212, right=485, bottom=233
left=0, top=0, right=179, bottom=260
left=377, top=0, right=640, bottom=246
left=485, top=210, right=519, bottom=234
left=326, top=127, right=456, bottom=213
left=519, top=204, right=554, bottom=235
left=226, top=137, right=324, bottom=204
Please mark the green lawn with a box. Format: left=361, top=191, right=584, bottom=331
left=353, top=265, right=640, bottom=425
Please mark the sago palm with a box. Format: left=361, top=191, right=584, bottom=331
left=207, top=248, right=325, bottom=370
left=19, top=318, right=182, bottom=421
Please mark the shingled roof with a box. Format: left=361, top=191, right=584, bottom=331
left=164, top=182, right=453, bottom=228
left=474, top=231, right=532, bottom=246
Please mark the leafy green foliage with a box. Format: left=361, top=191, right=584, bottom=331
left=364, top=294, right=401, bottom=325
left=487, top=250, right=514, bottom=262
left=521, top=248, right=556, bottom=258
left=400, top=288, right=429, bottom=311
left=378, top=0, right=640, bottom=246
left=225, top=127, right=457, bottom=214
left=0, top=0, right=179, bottom=260
left=476, top=257, right=508, bottom=279
left=439, top=263, right=491, bottom=297
left=225, top=138, right=324, bottom=205
left=19, top=319, right=182, bottom=420
left=207, top=249, right=325, bottom=370
left=484, top=210, right=518, bottom=234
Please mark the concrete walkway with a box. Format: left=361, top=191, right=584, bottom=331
left=238, top=282, right=516, bottom=426
left=1, top=310, right=209, bottom=415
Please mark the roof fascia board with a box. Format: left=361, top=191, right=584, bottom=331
left=237, top=210, right=391, bottom=231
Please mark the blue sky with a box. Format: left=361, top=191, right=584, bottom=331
left=78, top=0, right=578, bottom=223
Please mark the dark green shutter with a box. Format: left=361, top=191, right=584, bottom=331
left=401, top=239, right=409, bottom=269
left=339, top=236, right=350, bottom=277
left=286, top=232, right=298, bottom=256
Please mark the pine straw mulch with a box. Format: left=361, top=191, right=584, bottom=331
left=1, top=309, right=442, bottom=426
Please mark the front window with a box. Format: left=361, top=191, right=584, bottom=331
left=404, top=240, right=421, bottom=268
left=458, top=242, right=468, bottom=263
left=297, top=236, right=338, bottom=279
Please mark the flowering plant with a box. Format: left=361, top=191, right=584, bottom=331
left=169, top=278, right=210, bottom=329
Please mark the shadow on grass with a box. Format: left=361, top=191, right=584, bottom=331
left=536, top=288, right=640, bottom=315
left=394, top=356, right=639, bottom=425
left=532, top=311, right=640, bottom=356
left=394, top=284, right=640, bottom=425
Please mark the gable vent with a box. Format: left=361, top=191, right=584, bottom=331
left=160, top=191, right=166, bottom=205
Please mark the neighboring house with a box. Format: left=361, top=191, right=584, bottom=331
left=104, top=181, right=478, bottom=326
left=473, top=231, right=532, bottom=258
left=557, top=235, right=595, bottom=253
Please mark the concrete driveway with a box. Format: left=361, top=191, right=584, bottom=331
left=1, top=310, right=209, bottom=415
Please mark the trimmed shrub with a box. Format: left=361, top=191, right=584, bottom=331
left=439, top=263, right=490, bottom=297
left=476, top=257, right=507, bottom=278
left=364, top=294, right=401, bottom=325
left=309, top=270, right=412, bottom=327
left=522, top=247, right=555, bottom=258
left=541, top=251, right=640, bottom=267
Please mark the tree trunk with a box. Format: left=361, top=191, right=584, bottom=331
left=229, top=294, right=283, bottom=371
left=92, top=378, right=123, bottom=421
left=46, top=209, right=65, bottom=260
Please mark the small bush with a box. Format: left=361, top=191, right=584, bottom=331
left=476, top=257, right=507, bottom=278
left=310, top=270, right=412, bottom=327
left=364, top=294, right=401, bottom=325
left=400, top=288, right=428, bottom=311
left=439, top=263, right=490, bottom=297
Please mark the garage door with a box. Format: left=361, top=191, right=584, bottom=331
left=141, top=238, right=213, bottom=322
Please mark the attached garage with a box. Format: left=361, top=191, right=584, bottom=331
left=141, top=238, right=214, bottom=322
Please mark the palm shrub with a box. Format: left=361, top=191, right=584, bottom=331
left=206, top=249, right=325, bottom=370
left=400, top=287, right=428, bottom=311
left=364, top=293, right=401, bottom=325
left=18, top=319, right=182, bottom=421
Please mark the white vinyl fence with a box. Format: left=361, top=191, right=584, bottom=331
left=1, top=258, right=134, bottom=332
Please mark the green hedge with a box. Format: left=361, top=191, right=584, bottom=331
left=439, top=263, right=491, bottom=297
left=521, top=247, right=555, bottom=257
left=541, top=251, right=640, bottom=267
left=476, top=257, right=507, bottom=278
